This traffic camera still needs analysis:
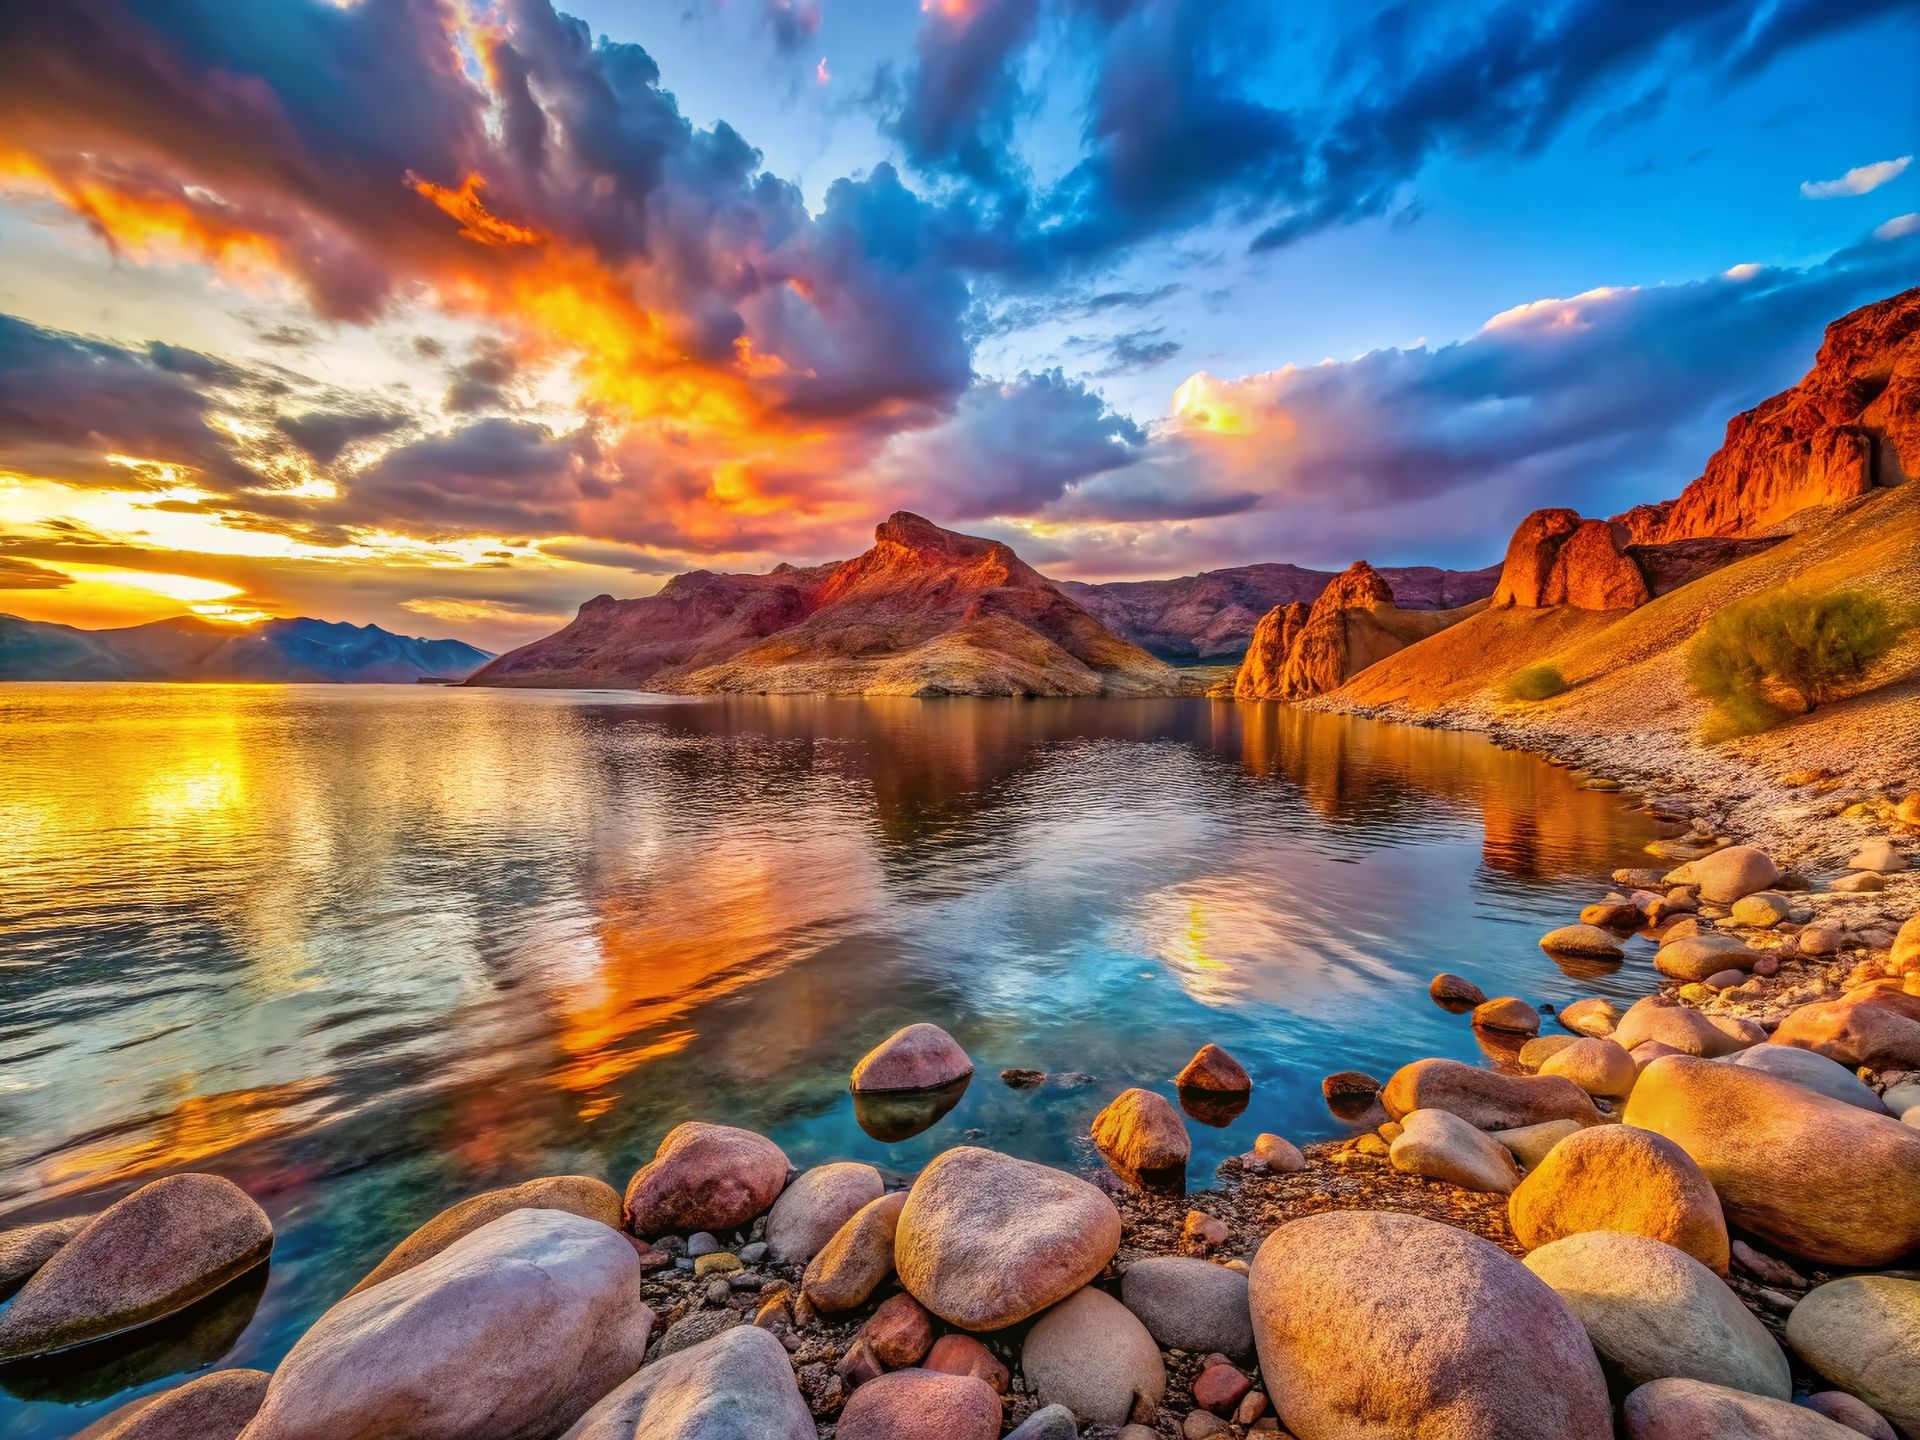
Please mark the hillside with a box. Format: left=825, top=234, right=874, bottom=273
left=1061, top=560, right=1500, bottom=659
left=0, top=615, right=494, bottom=683
left=471, top=512, right=1177, bottom=697
left=1318, top=482, right=1920, bottom=868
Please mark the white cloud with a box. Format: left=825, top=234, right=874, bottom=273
left=1875, top=213, right=1920, bottom=241
left=1801, top=156, right=1911, bottom=200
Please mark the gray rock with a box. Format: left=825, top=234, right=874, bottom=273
left=1004, top=1403, right=1079, bottom=1440
left=765, top=1163, right=883, bottom=1265
left=1727, top=1046, right=1888, bottom=1112
left=1523, top=1231, right=1789, bottom=1399
left=561, top=1324, right=813, bottom=1440
left=1021, top=1286, right=1165, bottom=1427
left=1119, top=1256, right=1253, bottom=1358
left=686, top=1232, right=720, bottom=1257
left=1785, top=1276, right=1920, bottom=1438
left=653, top=1308, right=741, bottom=1361
left=244, top=1209, right=652, bottom=1440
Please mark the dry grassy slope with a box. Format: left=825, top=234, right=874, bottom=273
left=1319, top=484, right=1920, bottom=867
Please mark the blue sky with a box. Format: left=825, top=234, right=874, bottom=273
left=0, top=0, right=1914, bottom=645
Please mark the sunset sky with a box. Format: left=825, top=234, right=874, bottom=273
left=1, top=0, right=1916, bottom=650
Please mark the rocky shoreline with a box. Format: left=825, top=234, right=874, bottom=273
left=3, top=731, right=1917, bottom=1440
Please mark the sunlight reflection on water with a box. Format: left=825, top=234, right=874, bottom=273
left=0, top=683, right=1656, bottom=1436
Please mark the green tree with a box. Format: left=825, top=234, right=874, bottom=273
left=1687, top=587, right=1906, bottom=737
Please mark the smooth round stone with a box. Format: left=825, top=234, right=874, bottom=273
left=924, top=1334, right=1009, bottom=1392
left=1830, top=872, right=1885, bottom=893
left=1581, top=901, right=1645, bottom=930
left=243, top=1210, right=653, bottom=1440
left=563, top=1323, right=814, bottom=1440
left=1801, top=1392, right=1898, bottom=1440
left=895, top=1147, right=1121, bottom=1330
left=1004, top=1404, right=1079, bottom=1440
left=1848, top=839, right=1908, bottom=873
left=1730, top=892, right=1792, bottom=926
left=803, top=1191, right=907, bottom=1313
left=1382, top=1057, right=1600, bottom=1130
left=1244, top=1132, right=1306, bottom=1173
left=1120, top=1256, right=1254, bottom=1358
left=836, top=1369, right=1001, bottom=1440
left=1023, top=1286, right=1166, bottom=1426
left=766, top=1162, right=884, bottom=1265
left=1519, top=1035, right=1577, bottom=1071
left=1540, top=925, right=1625, bottom=959
left=1623, top=1379, right=1860, bottom=1438
left=1656, top=934, right=1764, bottom=983
left=1489, top=1118, right=1583, bottom=1170
left=1249, top=1211, right=1611, bottom=1440
left=1623, top=1056, right=1920, bottom=1266
left=1558, top=998, right=1619, bottom=1038
left=0, top=1214, right=91, bottom=1299
left=1891, top=912, right=1920, bottom=972
left=1473, top=996, right=1541, bottom=1034
left=1388, top=1109, right=1521, bottom=1194
left=1540, top=1038, right=1637, bottom=1098
left=351, top=1176, right=622, bottom=1295
left=1688, top=846, right=1783, bottom=903
left=1508, top=1124, right=1728, bottom=1274
left=0, top=1173, right=272, bottom=1361
left=1430, top=972, right=1486, bottom=1006
left=1175, top=1042, right=1251, bottom=1093
left=73, top=1369, right=270, bottom=1440
left=1523, top=1232, right=1789, bottom=1398
left=1727, top=1045, right=1888, bottom=1112
left=1612, top=997, right=1756, bottom=1057
left=1772, top=994, right=1920, bottom=1070
left=624, top=1122, right=790, bottom=1238
left=851, top=1023, right=974, bottom=1093
left=1090, top=1088, right=1190, bottom=1178
left=1785, top=1276, right=1920, bottom=1438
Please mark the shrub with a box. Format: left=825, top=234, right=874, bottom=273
left=1687, top=587, right=1906, bottom=737
left=1501, top=663, right=1568, bottom=702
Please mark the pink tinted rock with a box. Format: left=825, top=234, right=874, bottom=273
left=835, top=1369, right=1000, bottom=1440
left=623, top=1122, right=790, bottom=1237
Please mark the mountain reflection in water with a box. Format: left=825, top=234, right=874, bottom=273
left=0, top=684, right=1655, bottom=1437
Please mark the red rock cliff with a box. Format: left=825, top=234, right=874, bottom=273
left=1658, top=286, right=1919, bottom=541
left=1232, top=601, right=1309, bottom=699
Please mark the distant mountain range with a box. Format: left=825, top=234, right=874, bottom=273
left=0, top=615, right=495, bottom=683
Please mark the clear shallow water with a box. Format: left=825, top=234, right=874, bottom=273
left=0, top=684, right=1657, bottom=1434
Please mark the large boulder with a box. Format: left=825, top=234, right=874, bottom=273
left=350, top=1176, right=622, bottom=1295
left=1022, top=1286, right=1167, bottom=1426
left=1491, top=508, right=1583, bottom=608
left=1119, top=1257, right=1253, bottom=1359
left=1613, top=996, right=1758, bottom=1057
left=1381, top=1057, right=1601, bottom=1130
left=1785, top=1276, right=1920, bottom=1439
left=1772, top=994, right=1920, bottom=1070
left=559, top=1324, right=813, bottom=1440
left=1622, top=1055, right=1920, bottom=1265
left=1623, top=1379, right=1862, bottom=1439
left=75, top=1369, right=270, bottom=1440
left=244, top=1209, right=653, bottom=1440
left=1686, top=846, right=1782, bottom=904
left=623, top=1122, right=790, bottom=1237
left=851, top=1024, right=973, bottom=1092
left=0, top=1214, right=91, bottom=1298
left=1508, top=1124, right=1728, bottom=1274
left=1090, top=1088, right=1190, bottom=1179
left=803, top=1190, right=907, bottom=1312
left=1388, top=1109, right=1521, bottom=1194
left=1728, top=1045, right=1888, bottom=1112
left=0, top=1174, right=271, bottom=1361
left=1891, top=911, right=1920, bottom=975
left=835, top=1369, right=1001, bottom=1440
left=765, top=1162, right=883, bottom=1265
left=1248, top=1210, right=1612, bottom=1440
left=895, top=1147, right=1121, bottom=1330
left=1523, top=1232, right=1789, bottom=1399
left=1542, top=519, right=1651, bottom=610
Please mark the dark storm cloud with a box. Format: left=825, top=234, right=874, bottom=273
left=1095, top=327, right=1182, bottom=375
left=889, top=0, right=1042, bottom=189
left=275, top=407, right=411, bottom=463
left=444, top=339, right=521, bottom=414
left=0, top=314, right=257, bottom=489
left=339, top=417, right=607, bottom=535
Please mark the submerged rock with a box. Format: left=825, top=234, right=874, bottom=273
left=350, top=1176, right=622, bottom=1295
left=1249, top=1210, right=1611, bottom=1440
left=1523, top=1232, right=1789, bottom=1399
left=851, top=1023, right=974, bottom=1093
left=1508, top=1123, right=1728, bottom=1273
left=1471, top=996, right=1541, bottom=1035
left=1623, top=1055, right=1920, bottom=1265
left=246, top=1209, right=652, bottom=1440
left=1539, top=925, right=1624, bottom=959
left=1022, top=1286, right=1166, bottom=1426
left=560, top=1323, right=812, bottom=1440
left=0, top=1174, right=271, bottom=1362
left=623, top=1122, right=790, bottom=1238
left=894, top=1147, right=1120, bottom=1330
left=1429, top=972, right=1486, bottom=1007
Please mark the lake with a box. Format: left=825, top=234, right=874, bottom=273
left=0, top=684, right=1657, bottom=1434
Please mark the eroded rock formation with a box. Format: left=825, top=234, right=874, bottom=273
left=1232, top=601, right=1308, bottom=698
left=1491, top=513, right=1648, bottom=611
left=1231, top=563, right=1473, bottom=700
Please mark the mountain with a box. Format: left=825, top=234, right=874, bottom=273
left=1059, top=561, right=1501, bottom=659
left=471, top=512, right=1176, bottom=697
left=0, top=615, right=494, bottom=683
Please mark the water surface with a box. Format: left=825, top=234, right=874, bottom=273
left=0, top=685, right=1657, bottom=1435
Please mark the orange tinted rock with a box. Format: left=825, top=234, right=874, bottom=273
left=1276, top=562, right=1396, bottom=698
left=1232, top=602, right=1309, bottom=699
left=1541, top=520, right=1651, bottom=611
left=1659, top=287, right=1920, bottom=541
left=1175, top=1043, right=1252, bottom=1094
left=1508, top=1125, right=1728, bottom=1274
left=1091, top=1088, right=1191, bottom=1177
left=924, top=1334, right=1009, bottom=1393
left=1492, top=509, right=1583, bottom=608
left=623, top=1122, right=790, bottom=1238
